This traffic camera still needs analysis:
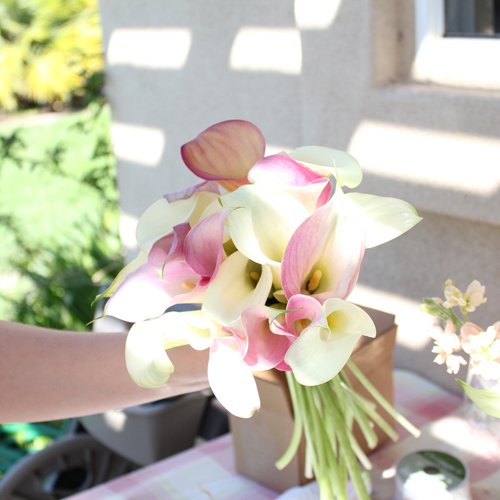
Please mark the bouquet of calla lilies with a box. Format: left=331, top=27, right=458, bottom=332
left=99, top=120, right=421, bottom=500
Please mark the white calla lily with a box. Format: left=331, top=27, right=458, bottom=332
left=220, top=185, right=310, bottom=267
left=342, top=192, right=422, bottom=248
left=125, top=310, right=212, bottom=388
left=202, top=250, right=273, bottom=328
left=288, top=145, right=363, bottom=188
left=284, top=297, right=376, bottom=386
left=136, top=192, right=219, bottom=252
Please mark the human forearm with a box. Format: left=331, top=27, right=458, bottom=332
left=0, top=321, right=209, bottom=423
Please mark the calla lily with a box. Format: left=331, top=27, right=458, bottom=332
left=202, top=250, right=273, bottom=329
left=104, top=261, right=204, bottom=322
left=281, top=193, right=366, bottom=303
left=248, top=154, right=331, bottom=213
left=106, top=210, right=234, bottom=322
left=208, top=337, right=261, bottom=418
left=94, top=250, right=147, bottom=304
left=136, top=183, right=221, bottom=253
left=125, top=310, right=211, bottom=388
left=220, top=184, right=310, bottom=268
left=241, top=304, right=295, bottom=372
left=284, top=295, right=376, bottom=385
left=342, top=192, right=422, bottom=248
left=288, top=146, right=363, bottom=189
left=181, top=120, right=266, bottom=192
left=148, top=223, right=190, bottom=278
left=458, top=380, right=500, bottom=418
left=126, top=309, right=260, bottom=418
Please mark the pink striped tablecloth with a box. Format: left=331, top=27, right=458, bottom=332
left=67, top=370, right=500, bottom=500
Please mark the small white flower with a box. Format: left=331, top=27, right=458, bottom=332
left=443, top=280, right=487, bottom=313
left=429, top=320, right=466, bottom=374
left=468, top=322, right=500, bottom=381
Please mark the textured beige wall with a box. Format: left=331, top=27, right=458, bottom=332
left=100, top=0, right=500, bottom=394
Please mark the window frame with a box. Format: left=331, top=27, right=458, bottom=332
left=413, top=0, right=500, bottom=90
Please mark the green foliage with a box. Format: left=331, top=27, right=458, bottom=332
left=0, top=0, right=104, bottom=111
left=0, top=103, right=123, bottom=330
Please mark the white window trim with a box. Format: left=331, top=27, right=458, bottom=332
left=413, top=0, right=500, bottom=90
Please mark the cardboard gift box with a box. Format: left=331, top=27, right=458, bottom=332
left=229, top=305, right=397, bottom=493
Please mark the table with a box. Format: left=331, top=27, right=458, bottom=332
left=67, top=371, right=500, bottom=500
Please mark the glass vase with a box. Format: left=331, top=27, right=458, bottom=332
left=464, top=360, right=500, bottom=438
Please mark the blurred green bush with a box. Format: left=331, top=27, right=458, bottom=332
left=0, top=0, right=103, bottom=112
left=0, top=103, right=123, bottom=330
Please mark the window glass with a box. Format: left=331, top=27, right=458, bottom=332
left=445, top=0, right=500, bottom=37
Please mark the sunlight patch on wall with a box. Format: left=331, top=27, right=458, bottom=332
left=107, top=28, right=192, bottom=69
left=230, top=28, right=302, bottom=75
left=294, top=0, right=342, bottom=30
left=348, top=283, right=434, bottom=351
left=349, top=120, right=500, bottom=196
left=111, top=123, right=165, bottom=167
left=265, top=143, right=296, bottom=156
left=119, top=213, right=139, bottom=252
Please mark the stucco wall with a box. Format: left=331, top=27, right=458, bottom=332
left=99, top=0, right=500, bottom=394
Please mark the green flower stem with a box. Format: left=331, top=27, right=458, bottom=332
left=275, top=372, right=304, bottom=471
left=346, top=360, right=421, bottom=438
left=309, top=385, right=345, bottom=500
left=331, top=377, right=374, bottom=468
left=343, top=391, right=379, bottom=452
left=317, top=383, right=371, bottom=500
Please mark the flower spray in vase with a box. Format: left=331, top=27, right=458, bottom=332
left=422, top=279, right=500, bottom=436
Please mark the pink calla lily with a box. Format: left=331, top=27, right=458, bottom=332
left=181, top=120, right=266, bottom=192
left=248, top=154, right=331, bottom=213
left=107, top=211, right=235, bottom=322
left=104, top=262, right=204, bottom=323
left=183, top=209, right=233, bottom=280
left=148, top=223, right=190, bottom=278
left=281, top=193, right=365, bottom=304
left=241, top=304, right=295, bottom=372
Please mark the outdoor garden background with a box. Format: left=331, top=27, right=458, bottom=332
left=1, top=0, right=500, bottom=482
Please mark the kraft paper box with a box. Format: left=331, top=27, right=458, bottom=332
left=229, top=305, right=397, bottom=493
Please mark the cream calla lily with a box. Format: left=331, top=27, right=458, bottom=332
left=220, top=184, right=310, bottom=267
left=284, top=296, right=376, bottom=385
left=136, top=190, right=220, bottom=253
left=288, top=145, right=363, bottom=189
left=202, top=250, right=273, bottom=329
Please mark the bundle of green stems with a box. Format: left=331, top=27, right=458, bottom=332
left=276, top=361, right=420, bottom=500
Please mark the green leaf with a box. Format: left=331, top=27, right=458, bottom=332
left=458, top=380, right=500, bottom=418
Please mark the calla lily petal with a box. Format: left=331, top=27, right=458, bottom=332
left=241, top=304, right=293, bottom=371
left=288, top=146, right=363, bottom=188
left=94, top=251, right=147, bottom=303
left=164, top=181, right=222, bottom=203
left=208, top=337, right=260, bottom=418
left=125, top=310, right=213, bottom=388
left=285, top=298, right=375, bottom=386
left=181, top=120, right=266, bottom=192
left=248, top=154, right=331, bottom=212
left=344, top=193, right=422, bottom=248
left=136, top=191, right=219, bottom=253
left=125, top=319, right=182, bottom=389
left=184, top=209, right=233, bottom=279
left=458, top=380, right=500, bottom=418
left=221, top=185, right=310, bottom=266
left=105, top=262, right=204, bottom=322
left=148, top=223, right=190, bottom=277
left=202, top=251, right=273, bottom=328
left=281, top=196, right=365, bottom=303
